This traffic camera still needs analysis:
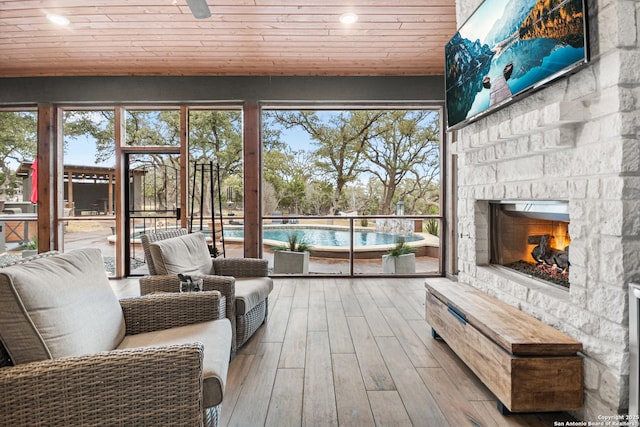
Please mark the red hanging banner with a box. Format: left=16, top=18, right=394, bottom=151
left=29, top=158, right=38, bottom=204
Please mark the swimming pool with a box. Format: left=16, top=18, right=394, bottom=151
left=224, top=226, right=422, bottom=247
left=114, top=224, right=438, bottom=259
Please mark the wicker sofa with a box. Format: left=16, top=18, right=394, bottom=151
left=0, top=249, right=231, bottom=426
left=139, top=229, right=273, bottom=352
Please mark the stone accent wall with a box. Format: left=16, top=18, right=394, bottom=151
left=452, top=0, right=640, bottom=420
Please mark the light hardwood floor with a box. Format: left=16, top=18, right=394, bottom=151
left=112, top=277, right=577, bottom=427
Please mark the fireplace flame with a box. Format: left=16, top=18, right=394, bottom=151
left=551, top=223, right=571, bottom=251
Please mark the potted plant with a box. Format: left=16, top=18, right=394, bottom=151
left=22, top=238, right=38, bottom=258
left=382, top=238, right=416, bottom=274
left=273, top=233, right=310, bottom=274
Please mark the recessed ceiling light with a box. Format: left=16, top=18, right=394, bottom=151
left=339, top=12, right=358, bottom=25
left=46, top=14, right=70, bottom=26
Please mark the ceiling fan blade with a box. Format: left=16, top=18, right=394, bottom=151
left=186, top=0, right=211, bottom=19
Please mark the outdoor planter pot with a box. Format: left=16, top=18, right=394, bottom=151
left=22, top=239, right=38, bottom=258
left=382, top=253, right=416, bottom=274
left=273, top=250, right=309, bottom=274
left=21, top=250, right=37, bottom=258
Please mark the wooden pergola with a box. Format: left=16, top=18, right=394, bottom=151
left=17, top=162, right=115, bottom=216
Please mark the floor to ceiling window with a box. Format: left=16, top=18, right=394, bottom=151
left=188, top=108, right=244, bottom=258
left=59, top=107, right=184, bottom=276
left=60, top=109, right=117, bottom=275
left=122, top=108, right=182, bottom=274
left=58, top=109, right=116, bottom=276
left=261, top=106, right=443, bottom=276
left=0, top=110, right=38, bottom=262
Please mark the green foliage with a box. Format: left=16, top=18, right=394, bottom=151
left=271, top=110, right=385, bottom=215
left=425, top=219, right=439, bottom=236
left=208, top=244, right=220, bottom=258
left=280, top=175, right=307, bottom=213
left=126, top=110, right=180, bottom=146
left=302, top=181, right=333, bottom=215
left=188, top=110, right=243, bottom=184
left=63, top=110, right=115, bottom=164
left=362, top=110, right=440, bottom=214
left=276, top=233, right=310, bottom=252
left=23, top=238, right=37, bottom=250
left=424, top=201, right=440, bottom=215
left=0, top=111, right=37, bottom=198
left=388, top=238, right=416, bottom=257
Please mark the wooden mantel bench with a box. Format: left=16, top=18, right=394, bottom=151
left=425, top=278, right=583, bottom=414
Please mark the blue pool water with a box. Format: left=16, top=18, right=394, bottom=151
left=223, top=227, right=422, bottom=247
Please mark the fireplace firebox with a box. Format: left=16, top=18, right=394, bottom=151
left=490, top=201, right=570, bottom=288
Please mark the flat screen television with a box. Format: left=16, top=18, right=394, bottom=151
left=445, top=0, right=589, bottom=130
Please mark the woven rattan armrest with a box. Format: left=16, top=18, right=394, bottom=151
left=120, top=291, right=226, bottom=336
left=139, top=275, right=236, bottom=333
left=138, top=274, right=242, bottom=353
left=212, top=258, right=269, bottom=277
left=0, top=344, right=205, bottom=426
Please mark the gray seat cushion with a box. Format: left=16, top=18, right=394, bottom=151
left=149, top=232, right=213, bottom=277
left=117, top=318, right=232, bottom=407
left=0, top=249, right=125, bottom=364
left=235, top=277, right=274, bottom=315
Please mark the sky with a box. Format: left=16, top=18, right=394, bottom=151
left=280, top=127, right=315, bottom=151
left=458, top=0, right=508, bottom=44
left=64, top=136, right=111, bottom=166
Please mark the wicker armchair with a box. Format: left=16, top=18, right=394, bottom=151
left=139, top=229, right=273, bottom=352
left=0, top=249, right=231, bottom=427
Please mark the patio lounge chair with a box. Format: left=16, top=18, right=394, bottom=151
left=0, top=249, right=231, bottom=426
left=140, top=229, right=273, bottom=352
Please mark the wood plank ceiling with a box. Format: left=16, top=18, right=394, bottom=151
left=0, top=0, right=456, bottom=77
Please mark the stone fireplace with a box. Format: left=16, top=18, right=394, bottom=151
left=451, top=0, right=640, bottom=421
